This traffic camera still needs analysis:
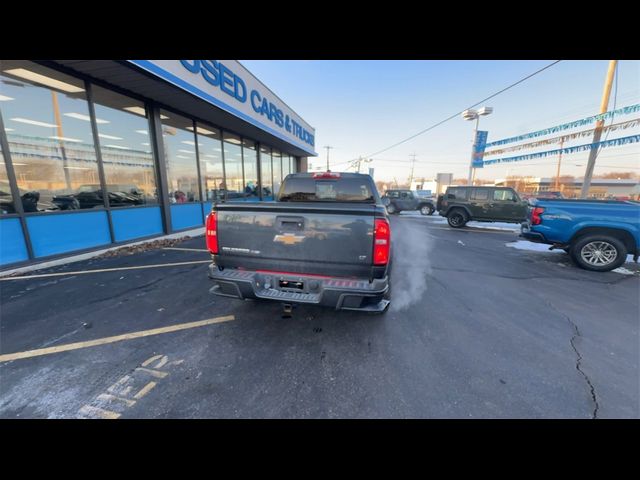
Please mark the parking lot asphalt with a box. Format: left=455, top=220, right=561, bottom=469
left=1, top=213, right=638, bottom=418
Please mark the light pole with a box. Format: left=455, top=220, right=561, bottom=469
left=323, top=145, right=333, bottom=170
left=462, top=107, right=493, bottom=185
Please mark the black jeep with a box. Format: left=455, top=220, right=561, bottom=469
left=436, top=186, right=528, bottom=228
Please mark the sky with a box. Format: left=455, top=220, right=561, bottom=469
left=240, top=60, right=640, bottom=183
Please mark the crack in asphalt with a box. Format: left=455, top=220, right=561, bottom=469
left=87, top=278, right=165, bottom=304
left=546, top=300, right=600, bottom=419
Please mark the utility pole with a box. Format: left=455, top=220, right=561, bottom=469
left=408, top=153, right=417, bottom=187
left=554, top=137, right=565, bottom=190
left=323, top=145, right=333, bottom=171
left=580, top=60, right=618, bottom=198
left=467, top=115, right=480, bottom=186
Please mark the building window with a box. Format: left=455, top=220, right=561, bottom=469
left=0, top=150, right=16, bottom=215
left=223, top=132, right=243, bottom=199
left=260, top=145, right=273, bottom=200
left=242, top=138, right=258, bottom=199
left=0, top=60, right=100, bottom=213
left=291, top=156, right=297, bottom=174
left=91, top=86, right=158, bottom=208
left=272, top=149, right=282, bottom=196
left=160, top=110, right=199, bottom=203
left=195, top=123, right=223, bottom=202
left=282, top=153, right=291, bottom=179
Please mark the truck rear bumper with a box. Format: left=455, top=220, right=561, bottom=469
left=208, top=265, right=390, bottom=312
left=520, top=222, right=569, bottom=249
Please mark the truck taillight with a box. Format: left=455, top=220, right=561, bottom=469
left=205, top=212, right=219, bottom=254
left=531, top=207, right=545, bottom=225
left=373, top=218, right=391, bottom=266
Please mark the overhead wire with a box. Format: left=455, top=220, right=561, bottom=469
left=329, top=60, right=563, bottom=168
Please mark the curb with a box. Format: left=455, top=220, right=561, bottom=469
left=0, top=227, right=205, bottom=278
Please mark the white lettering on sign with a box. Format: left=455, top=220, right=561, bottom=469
left=128, top=60, right=316, bottom=156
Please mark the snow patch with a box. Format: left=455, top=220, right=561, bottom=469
left=612, top=267, right=636, bottom=275
left=505, top=241, right=564, bottom=253
left=466, top=221, right=520, bottom=232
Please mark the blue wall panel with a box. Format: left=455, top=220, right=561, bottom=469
left=202, top=202, right=212, bottom=220
left=26, top=211, right=111, bottom=258
left=171, top=203, right=204, bottom=231
left=111, top=207, right=163, bottom=242
left=0, top=218, right=29, bottom=266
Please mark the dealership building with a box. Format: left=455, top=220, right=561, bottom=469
left=0, top=60, right=316, bottom=267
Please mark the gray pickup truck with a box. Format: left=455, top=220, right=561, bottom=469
left=206, top=172, right=391, bottom=313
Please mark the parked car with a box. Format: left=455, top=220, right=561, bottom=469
left=381, top=189, right=435, bottom=215
left=0, top=183, right=60, bottom=213
left=206, top=172, right=391, bottom=313
left=52, top=184, right=146, bottom=209
left=414, top=190, right=433, bottom=199
left=436, top=186, right=528, bottom=228
left=521, top=198, right=639, bottom=272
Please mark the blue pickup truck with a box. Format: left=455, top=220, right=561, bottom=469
left=520, top=199, right=640, bottom=272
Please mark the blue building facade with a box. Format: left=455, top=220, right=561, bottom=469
left=0, top=60, right=316, bottom=267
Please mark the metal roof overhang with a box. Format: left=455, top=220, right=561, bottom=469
left=49, top=60, right=315, bottom=158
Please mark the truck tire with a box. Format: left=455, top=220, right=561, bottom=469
left=419, top=204, right=434, bottom=216
left=386, top=204, right=397, bottom=214
left=447, top=209, right=468, bottom=228
left=570, top=234, right=627, bottom=272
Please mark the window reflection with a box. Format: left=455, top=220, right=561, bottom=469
left=195, top=124, right=224, bottom=202
left=242, top=139, right=259, bottom=200
left=0, top=60, right=99, bottom=212
left=272, top=149, right=282, bottom=197
left=0, top=148, right=16, bottom=215
left=92, top=86, right=158, bottom=208
left=282, top=153, right=291, bottom=179
left=260, top=145, right=273, bottom=200
left=161, top=110, right=199, bottom=203
left=223, top=132, right=244, bottom=200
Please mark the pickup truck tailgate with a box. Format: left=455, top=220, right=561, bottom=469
left=213, top=202, right=377, bottom=277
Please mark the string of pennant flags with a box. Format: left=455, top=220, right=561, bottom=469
left=483, top=118, right=640, bottom=157
left=483, top=134, right=640, bottom=166
left=484, top=104, right=640, bottom=148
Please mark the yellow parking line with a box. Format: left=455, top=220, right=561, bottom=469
left=78, top=405, right=121, bottom=419
left=0, top=315, right=235, bottom=362
left=134, top=381, right=157, bottom=400
left=0, top=260, right=211, bottom=281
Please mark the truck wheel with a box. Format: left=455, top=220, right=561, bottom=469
left=419, top=204, right=434, bottom=216
left=386, top=204, right=396, bottom=214
left=447, top=209, right=468, bottom=228
left=570, top=234, right=627, bottom=272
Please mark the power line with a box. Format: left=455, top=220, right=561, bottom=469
left=331, top=60, right=563, bottom=168
left=332, top=60, right=562, bottom=169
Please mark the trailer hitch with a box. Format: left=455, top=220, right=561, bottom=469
left=282, top=303, right=293, bottom=318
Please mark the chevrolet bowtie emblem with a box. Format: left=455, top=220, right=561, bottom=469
left=274, top=233, right=305, bottom=245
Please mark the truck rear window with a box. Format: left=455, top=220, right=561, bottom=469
left=278, top=177, right=375, bottom=203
